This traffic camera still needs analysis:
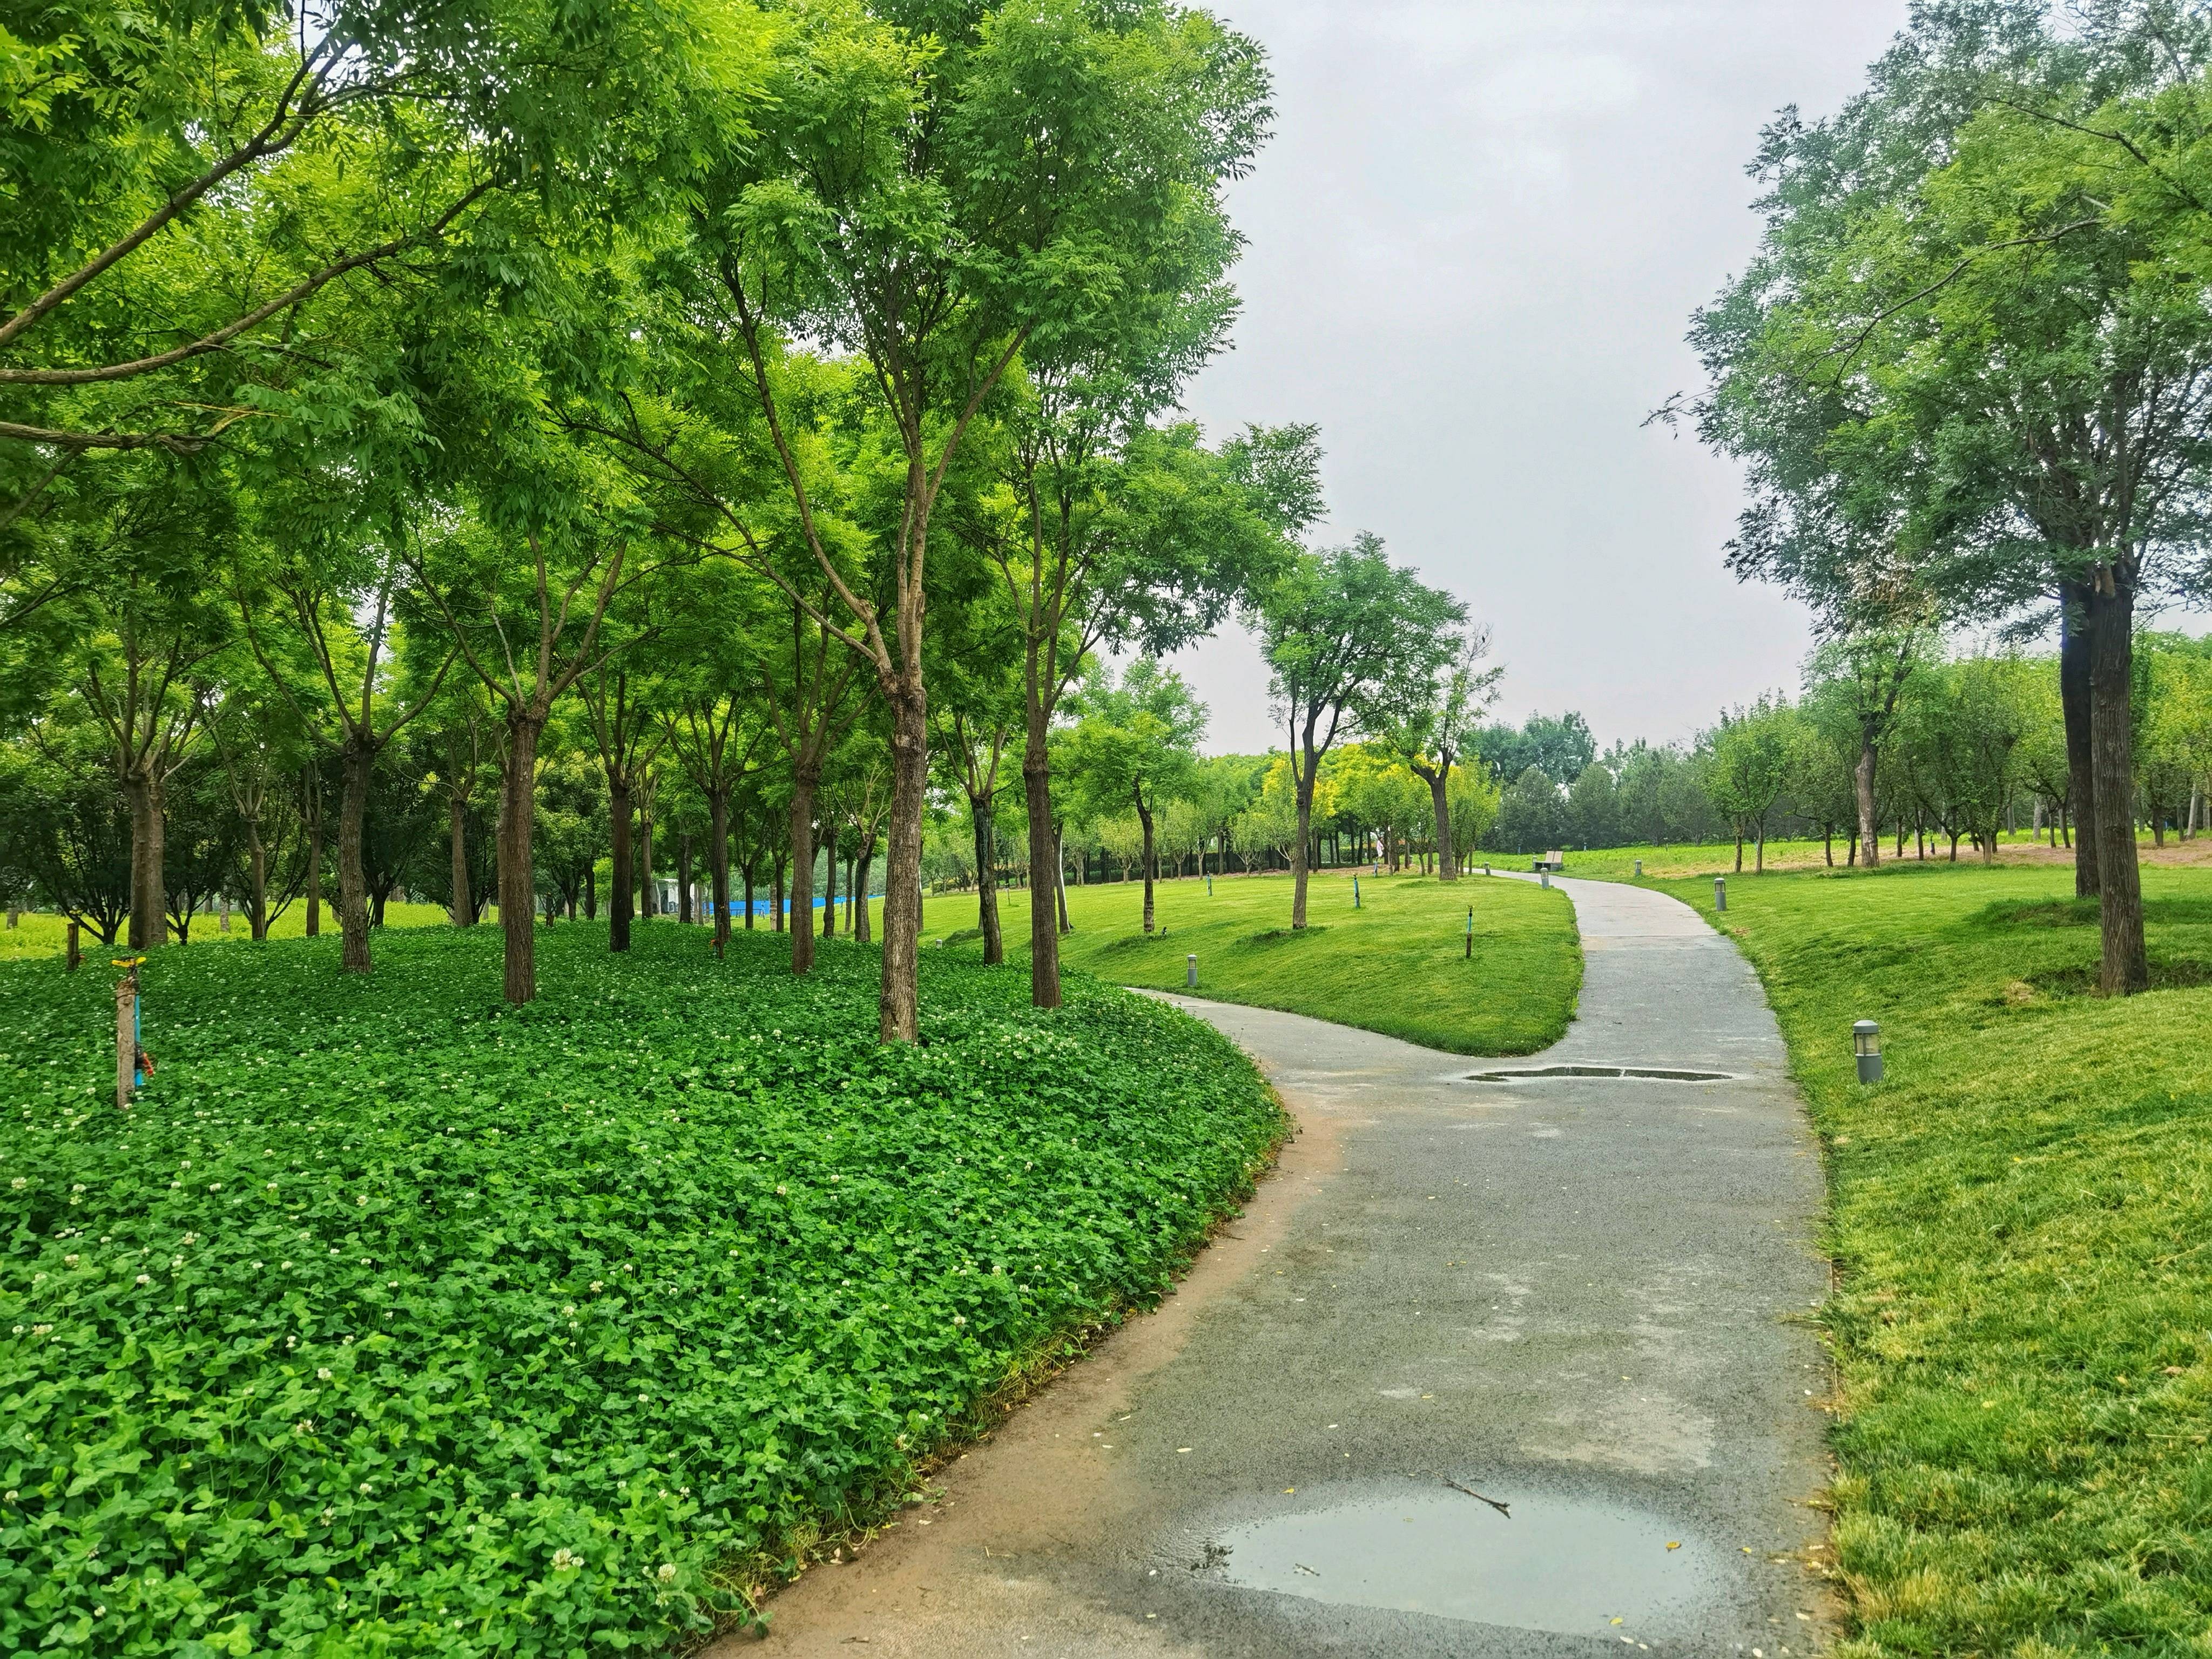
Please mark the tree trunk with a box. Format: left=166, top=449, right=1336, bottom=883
left=821, top=820, right=839, bottom=940
left=638, top=807, right=655, bottom=921
left=1023, top=720, right=1060, bottom=1007
left=247, top=828, right=268, bottom=940
left=1138, top=797, right=1157, bottom=933
left=2088, top=577, right=2147, bottom=993
left=124, top=767, right=164, bottom=951
left=1291, top=753, right=1317, bottom=929
left=772, top=854, right=785, bottom=932
left=1734, top=829, right=1743, bottom=873
left=972, top=802, right=1002, bottom=963
left=585, top=861, right=597, bottom=921
left=710, top=791, right=731, bottom=950
left=303, top=771, right=322, bottom=939
left=877, top=684, right=928, bottom=1042
left=335, top=737, right=373, bottom=973
left=1422, top=765, right=1457, bottom=880
left=854, top=846, right=874, bottom=943
left=679, top=833, right=694, bottom=926
left=1055, top=826, right=1070, bottom=935
left=1854, top=737, right=1880, bottom=868
left=609, top=776, right=633, bottom=953
left=2061, top=582, right=2099, bottom=899
left=743, top=855, right=758, bottom=930
left=788, top=773, right=817, bottom=974
left=449, top=793, right=474, bottom=927
left=498, top=713, right=544, bottom=1006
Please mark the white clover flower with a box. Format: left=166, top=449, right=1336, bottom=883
left=294, top=1420, right=313, bottom=1433
left=31, top=1325, right=50, bottom=1337
left=2, top=1491, right=14, bottom=1501
left=280, top=1261, right=292, bottom=1270
left=590, top=1281, right=603, bottom=1292
left=657, top=1562, right=677, bottom=1582
left=318, top=1368, right=333, bottom=1381
left=61, top=1252, right=77, bottom=1266
left=775, top=1184, right=787, bottom=1195
left=135, top=1273, right=150, bottom=1285
left=70, top=1185, right=84, bottom=1194
left=359, top=1482, right=372, bottom=1494
left=562, top=1305, right=576, bottom=1317
left=9, top=1325, right=20, bottom=1335
left=7, top=1178, right=23, bottom=1190
left=551, top=1547, right=579, bottom=1570
left=952, top=1314, right=966, bottom=1326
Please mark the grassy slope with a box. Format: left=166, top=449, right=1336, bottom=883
left=0, top=926, right=1282, bottom=1655
left=1640, top=859, right=2212, bottom=1655
left=922, top=868, right=1582, bottom=1057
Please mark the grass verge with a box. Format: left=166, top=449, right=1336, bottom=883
left=926, top=868, right=1582, bottom=1056
left=1643, top=859, right=2212, bottom=1655
left=0, top=924, right=1282, bottom=1655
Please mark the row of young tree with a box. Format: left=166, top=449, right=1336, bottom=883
left=1684, top=0, right=2212, bottom=994
left=1, top=0, right=1506, bottom=1040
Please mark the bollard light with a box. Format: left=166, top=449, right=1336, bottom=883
left=1353, top=875, right=1361, bottom=909
left=1464, top=906, right=1474, bottom=960
left=1483, top=862, right=1491, bottom=877
left=1206, top=874, right=1213, bottom=897
left=1186, top=952, right=1197, bottom=989
left=1540, top=872, right=1550, bottom=889
left=1714, top=876, right=1727, bottom=912
left=1634, top=859, right=1642, bottom=878
left=1854, top=1020, right=1883, bottom=1084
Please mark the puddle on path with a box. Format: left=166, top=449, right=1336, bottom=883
left=1203, top=1483, right=1727, bottom=1639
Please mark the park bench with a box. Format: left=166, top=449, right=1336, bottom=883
left=1532, top=851, right=1565, bottom=873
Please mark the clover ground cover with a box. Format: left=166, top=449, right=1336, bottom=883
left=0, top=923, right=1282, bottom=1655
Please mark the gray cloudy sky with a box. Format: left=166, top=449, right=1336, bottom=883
left=1166, top=0, right=1913, bottom=756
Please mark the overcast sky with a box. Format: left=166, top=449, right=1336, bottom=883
left=1164, top=0, right=1914, bottom=756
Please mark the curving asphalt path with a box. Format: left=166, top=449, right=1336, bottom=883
left=723, top=875, right=1833, bottom=1658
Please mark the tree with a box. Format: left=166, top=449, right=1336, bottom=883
left=1708, top=699, right=1798, bottom=873
left=683, top=0, right=1271, bottom=1041
left=1384, top=624, right=1500, bottom=879
left=1251, top=536, right=1465, bottom=928
left=1064, top=659, right=1205, bottom=934
left=1802, top=628, right=1931, bottom=866
left=1491, top=767, right=1567, bottom=857
left=238, top=542, right=450, bottom=971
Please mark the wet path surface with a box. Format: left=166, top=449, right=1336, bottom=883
left=725, top=876, right=1833, bottom=1658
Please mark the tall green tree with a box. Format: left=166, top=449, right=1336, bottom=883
left=1064, top=658, right=1205, bottom=935
left=1251, top=535, right=1465, bottom=928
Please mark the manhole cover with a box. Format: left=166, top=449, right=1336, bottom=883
left=1464, top=1065, right=1731, bottom=1083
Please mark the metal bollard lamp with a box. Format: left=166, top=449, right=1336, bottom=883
left=1186, top=952, right=1197, bottom=989
left=1714, top=876, right=1727, bottom=912
left=1854, top=1020, right=1883, bottom=1084
left=1634, top=859, right=1642, bottom=878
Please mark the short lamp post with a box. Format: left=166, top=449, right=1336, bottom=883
left=1714, top=876, right=1727, bottom=912
left=1464, top=906, right=1474, bottom=960
left=1634, top=859, right=1642, bottom=878
left=1482, top=862, right=1491, bottom=877
left=1540, top=871, right=1550, bottom=890
left=1854, top=1020, right=1883, bottom=1084
left=1353, top=875, right=1361, bottom=909
left=1186, top=952, right=1198, bottom=989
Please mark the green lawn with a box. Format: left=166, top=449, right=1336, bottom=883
left=1638, top=858, right=2212, bottom=1655
left=0, top=925, right=1282, bottom=1655
left=920, top=867, right=1581, bottom=1057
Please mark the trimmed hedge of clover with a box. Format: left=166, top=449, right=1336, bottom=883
left=0, top=923, right=1283, bottom=1655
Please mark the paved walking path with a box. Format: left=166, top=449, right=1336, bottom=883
left=725, top=876, right=1832, bottom=1657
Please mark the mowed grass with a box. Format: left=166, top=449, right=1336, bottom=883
left=923, top=868, right=1582, bottom=1056
left=1644, top=858, right=2212, bottom=1655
